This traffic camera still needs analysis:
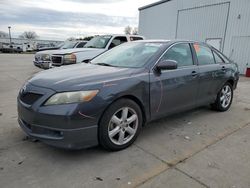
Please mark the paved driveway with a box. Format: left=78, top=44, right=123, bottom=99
left=0, top=54, right=250, bottom=188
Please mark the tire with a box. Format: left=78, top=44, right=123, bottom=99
left=211, top=82, right=233, bottom=112
left=98, top=99, right=142, bottom=151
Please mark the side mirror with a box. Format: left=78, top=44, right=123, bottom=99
left=156, top=60, right=178, bottom=72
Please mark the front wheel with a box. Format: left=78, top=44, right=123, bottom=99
left=98, top=99, right=142, bottom=151
left=211, top=83, right=233, bottom=112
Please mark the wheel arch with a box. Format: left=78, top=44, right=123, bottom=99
left=98, top=95, right=147, bottom=127
left=226, top=79, right=234, bottom=87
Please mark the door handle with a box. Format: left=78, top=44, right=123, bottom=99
left=191, top=71, right=198, bottom=77
left=221, top=66, right=226, bottom=71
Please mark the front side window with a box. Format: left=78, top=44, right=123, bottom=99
left=160, top=43, right=193, bottom=67
left=91, top=42, right=163, bottom=68
left=76, top=42, right=86, bottom=48
left=109, top=37, right=128, bottom=49
left=194, top=43, right=215, bottom=65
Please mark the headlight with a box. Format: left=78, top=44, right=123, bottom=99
left=41, top=54, right=50, bottom=61
left=44, top=90, right=99, bottom=106
left=63, top=53, right=76, bottom=64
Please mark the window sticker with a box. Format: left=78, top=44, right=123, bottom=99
left=194, top=44, right=200, bottom=53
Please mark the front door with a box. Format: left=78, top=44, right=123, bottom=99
left=150, top=43, right=199, bottom=120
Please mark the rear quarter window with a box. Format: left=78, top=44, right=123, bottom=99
left=213, top=51, right=225, bottom=64
left=213, top=49, right=231, bottom=64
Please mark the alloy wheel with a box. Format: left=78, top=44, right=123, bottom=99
left=108, top=107, right=138, bottom=146
left=220, top=85, right=232, bottom=109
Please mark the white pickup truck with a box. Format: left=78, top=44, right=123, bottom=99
left=33, top=34, right=144, bottom=69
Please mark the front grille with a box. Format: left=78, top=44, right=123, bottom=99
left=51, top=55, right=63, bottom=65
left=20, top=92, right=43, bottom=105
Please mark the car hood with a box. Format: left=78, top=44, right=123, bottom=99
left=36, top=48, right=104, bottom=56
left=29, top=63, right=137, bottom=91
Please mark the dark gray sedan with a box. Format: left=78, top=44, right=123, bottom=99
left=18, top=40, right=239, bottom=151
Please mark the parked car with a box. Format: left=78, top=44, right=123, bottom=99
left=34, top=40, right=87, bottom=69
left=18, top=40, right=239, bottom=151
left=1, top=43, right=23, bottom=53
left=51, top=34, right=144, bottom=67
left=34, top=34, right=144, bottom=69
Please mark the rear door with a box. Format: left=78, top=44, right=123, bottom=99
left=150, top=42, right=199, bottom=119
left=192, top=43, right=225, bottom=105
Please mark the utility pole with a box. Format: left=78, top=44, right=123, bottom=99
left=8, top=26, right=12, bottom=46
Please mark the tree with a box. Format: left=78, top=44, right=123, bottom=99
left=66, top=37, right=76, bottom=41
left=83, top=36, right=94, bottom=41
left=19, top=31, right=38, bottom=39
left=124, top=26, right=138, bottom=35
left=132, top=27, right=138, bottom=35
left=124, top=26, right=132, bottom=35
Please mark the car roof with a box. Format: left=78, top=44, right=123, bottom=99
left=133, top=39, right=207, bottom=44
left=100, top=34, right=145, bottom=38
left=76, top=40, right=88, bottom=43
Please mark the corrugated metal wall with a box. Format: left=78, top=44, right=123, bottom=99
left=176, top=2, right=229, bottom=51
left=139, top=0, right=250, bottom=74
left=230, top=36, right=250, bottom=74
left=138, top=0, right=177, bottom=39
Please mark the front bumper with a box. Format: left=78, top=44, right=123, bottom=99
left=17, top=83, right=100, bottom=149
left=18, top=118, right=98, bottom=149
left=33, top=60, right=51, bottom=69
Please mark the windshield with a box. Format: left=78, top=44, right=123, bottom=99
left=57, top=42, right=64, bottom=48
left=91, top=42, right=164, bottom=68
left=60, top=41, right=78, bottom=49
left=84, top=35, right=112, bottom=49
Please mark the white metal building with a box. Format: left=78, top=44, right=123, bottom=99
left=138, top=0, right=250, bottom=74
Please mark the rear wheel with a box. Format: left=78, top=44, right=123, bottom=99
left=211, top=83, right=233, bottom=112
left=99, top=99, right=142, bottom=151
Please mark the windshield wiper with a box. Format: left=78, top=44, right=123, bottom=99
left=96, top=63, right=117, bottom=67
left=85, top=46, right=96, bottom=48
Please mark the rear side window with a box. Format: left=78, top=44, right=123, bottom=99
left=194, top=43, right=215, bottom=65
left=161, top=43, right=193, bottom=67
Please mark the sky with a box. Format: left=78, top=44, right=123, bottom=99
left=0, top=0, right=157, bottom=40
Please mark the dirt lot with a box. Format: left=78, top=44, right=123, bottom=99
left=0, top=54, right=250, bottom=188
